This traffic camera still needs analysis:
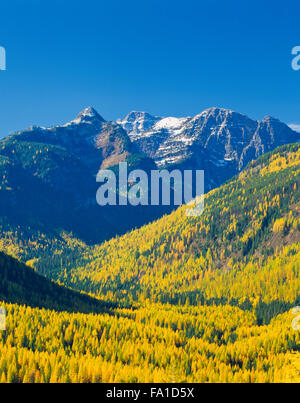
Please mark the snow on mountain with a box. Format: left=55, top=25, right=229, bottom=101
left=62, top=107, right=105, bottom=130
left=9, top=107, right=143, bottom=175
left=118, top=107, right=300, bottom=189
left=154, top=117, right=191, bottom=131
left=10, top=105, right=300, bottom=193
left=117, top=111, right=161, bottom=140
left=119, top=107, right=299, bottom=167
left=288, top=124, right=300, bottom=133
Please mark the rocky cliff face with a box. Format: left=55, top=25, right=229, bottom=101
left=118, top=107, right=300, bottom=189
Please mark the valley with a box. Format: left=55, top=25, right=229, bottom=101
left=0, top=110, right=299, bottom=383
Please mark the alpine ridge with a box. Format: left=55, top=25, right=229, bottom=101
left=0, top=106, right=299, bottom=247
left=118, top=107, right=300, bottom=190
left=0, top=108, right=162, bottom=244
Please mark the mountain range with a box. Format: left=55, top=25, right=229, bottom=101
left=0, top=137, right=299, bottom=383
left=54, top=143, right=300, bottom=314
left=0, top=107, right=164, bottom=243
left=0, top=106, right=299, bottom=246
left=118, top=107, right=300, bottom=190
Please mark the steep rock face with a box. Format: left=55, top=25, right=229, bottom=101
left=118, top=107, right=300, bottom=189
left=117, top=111, right=162, bottom=138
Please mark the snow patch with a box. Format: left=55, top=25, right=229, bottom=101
left=288, top=124, right=300, bottom=133
left=154, top=117, right=188, bottom=131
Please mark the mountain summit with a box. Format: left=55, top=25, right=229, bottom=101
left=0, top=108, right=158, bottom=243
left=117, top=111, right=161, bottom=138
left=0, top=105, right=299, bottom=244
left=69, top=107, right=105, bottom=126
left=118, top=107, right=300, bottom=189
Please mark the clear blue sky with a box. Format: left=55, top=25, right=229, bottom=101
left=0, top=0, right=300, bottom=136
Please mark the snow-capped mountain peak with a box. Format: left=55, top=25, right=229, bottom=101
left=79, top=106, right=104, bottom=119
left=65, top=107, right=105, bottom=127
left=118, top=107, right=300, bottom=189
left=117, top=111, right=161, bottom=138
left=154, top=117, right=191, bottom=131
left=288, top=124, right=300, bottom=133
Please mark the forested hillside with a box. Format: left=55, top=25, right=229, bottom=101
left=0, top=251, right=112, bottom=313
left=0, top=301, right=299, bottom=383
left=55, top=144, right=300, bottom=316
left=0, top=108, right=169, bottom=245
left=0, top=143, right=299, bottom=383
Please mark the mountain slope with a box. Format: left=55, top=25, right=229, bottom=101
left=0, top=251, right=112, bottom=313
left=1, top=299, right=299, bottom=383
left=0, top=107, right=299, bottom=276
left=118, top=108, right=300, bottom=190
left=0, top=106, right=298, bottom=249
left=0, top=107, right=167, bottom=244
left=60, top=143, right=300, bottom=313
left=0, top=145, right=300, bottom=384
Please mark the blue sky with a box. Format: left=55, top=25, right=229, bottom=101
left=0, top=0, right=300, bottom=136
